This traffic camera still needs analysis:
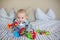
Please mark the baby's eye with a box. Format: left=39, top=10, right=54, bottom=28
left=18, top=17, right=20, bottom=19
left=22, top=17, right=24, bottom=19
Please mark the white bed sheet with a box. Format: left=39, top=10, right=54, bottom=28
left=0, top=20, right=60, bottom=40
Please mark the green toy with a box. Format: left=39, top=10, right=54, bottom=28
left=45, top=31, right=50, bottom=35
left=36, top=29, right=50, bottom=36
left=26, top=32, right=32, bottom=39
left=36, top=29, right=41, bottom=34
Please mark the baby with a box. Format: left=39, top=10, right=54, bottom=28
left=12, top=9, right=31, bottom=35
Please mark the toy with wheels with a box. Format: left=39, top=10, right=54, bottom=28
left=19, top=28, right=26, bottom=35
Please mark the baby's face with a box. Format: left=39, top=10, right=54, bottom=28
left=16, top=12, right=27, bottom=23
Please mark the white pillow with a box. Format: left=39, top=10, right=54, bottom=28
left=35, top=8, right=49, bottom=21
left=8, top=8, right=15, bottom=19
left=0, top=8, right=8, bottom=18
left=47, top=9, right=56, bottom=20
left=0, top=8, right=15, bottom=25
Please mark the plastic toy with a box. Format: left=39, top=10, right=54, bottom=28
left=7, top=24, right=12, bottom=30
left=36, top=29, right=50, bottom=36
left=26, top=32, right=32, bottom=39
left=36, top=29, right=41, bottom=34
left=40, top=31, right=46, bottom=35
left=19, top=28, right=26, bottom=35
left=26, top=31, right=36, bottom=40
left=30, top=31, right=36, bottom=39
left=7, top=22, right=18, bottom=30
left=40, top=31, right=50, bottom=35
left=13, top=31, right=20, bottom=37
left=45, top=31, right=50, bottom=35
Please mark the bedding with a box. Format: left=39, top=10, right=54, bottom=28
left=8, top=8, right=15, bottom=19
left=0, top=8, right=8, bottom=18
left=0, top=8, right=60, bottom=40
left=35, top=8, right=49, bottom=21
left=0, top=20, right=60, bottom=40
left=35, top=8, right=56, bottom=21
left=47, top=9, right=56, bottom=20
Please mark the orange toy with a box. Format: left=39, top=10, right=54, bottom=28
left=40, top=31, right=46, bottom=35
left=7, top=24, right=12, bottom=30
left=7, top=22, right=18, bottom=30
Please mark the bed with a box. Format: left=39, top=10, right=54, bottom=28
left=0, top=20, right=60, bottom=40
left=0, top=8, right=60, bottom=40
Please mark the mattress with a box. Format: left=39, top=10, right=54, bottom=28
left=0, top=20, right=60, bottom=40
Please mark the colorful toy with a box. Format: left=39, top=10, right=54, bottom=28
left=30, top=31, right=36, bottom=39
left=7, top=24, right=12, bottom=30
left=7, top=22, right=18, bottom=30
left=13, top=31, right=20, bottom=37
left=7, top=21, right=50, bottom=39
left=36, top=29, right=50, bottom=36
left=36, top=29, right=41, bottom=34
left=26, top=31, right=36, bottom=40
left=19, top=28, right=26, bottom=35
left=40, top=31, right=50, bottom=35
left=40, top=31, right=46, bottom=35
left=45, top=31, right=50, bottom=35
left=26, top=32, right=32, bottom=39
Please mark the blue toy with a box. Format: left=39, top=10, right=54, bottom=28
left=13, top=31, right=20, bottom=37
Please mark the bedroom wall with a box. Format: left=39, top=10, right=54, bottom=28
left=1, top=0, right=60, bottom=21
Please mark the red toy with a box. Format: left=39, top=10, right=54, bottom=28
left=30, top=31, right=36, bottom=39
left=7, top=22, right=18, bottom=30
left=19, top=28, right=26, bottom=35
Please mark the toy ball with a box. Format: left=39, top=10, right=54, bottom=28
left=13, top=31, right=20, bottom=37
left=45, top=31, right=50, bottom=35
left=19, top=28, right=26, bottom=35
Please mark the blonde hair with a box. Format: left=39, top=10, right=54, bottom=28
left=15, top=9, right=27, bottom=18
left=17, top=9, right=26, bottom=13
